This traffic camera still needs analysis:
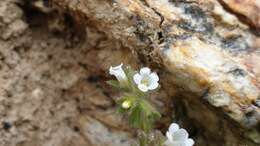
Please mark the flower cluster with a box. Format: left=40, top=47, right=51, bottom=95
left=109, top=64, right=159, bottom=93
left=108, top=64, right=161, bottom=133
left=108, top=64, right=194, bottom=146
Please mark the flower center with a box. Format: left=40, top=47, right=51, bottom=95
left=141, top=77, right=150, bottom=86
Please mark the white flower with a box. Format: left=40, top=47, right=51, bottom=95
left=133, top=67, right=159, bottom=92
left=164, top=123, right=194, bottom=146
left=109, top=64, right=127, bottom=82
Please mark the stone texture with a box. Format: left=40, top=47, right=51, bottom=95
left=0, top=0, right=143, bottom=146
left=220, top=0, right=260, bottom=32
left=0, top=0, right=259, bottom=146
left=50, top=0, right=260, bottom=145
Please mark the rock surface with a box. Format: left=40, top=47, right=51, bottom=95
left=0, top=0, right=259, bottom=146
left=0, top=0, right=141, bottom=146
left=221, top=0, right=260, bottom=32
left=50, top=0, right=260, bottom=145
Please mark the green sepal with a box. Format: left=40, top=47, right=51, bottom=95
left=128, top=98, right=161, bottom=132
left=106, top=80, right=129, bottom=92
left=106, top=80, right=120, bottom=89
left=124, top=66, right=136, bottom=86
left=117, top=105, right=128, bottom=113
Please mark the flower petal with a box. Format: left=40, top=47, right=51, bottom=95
left=186, top=138, right=195, bottom=146
left=164, top=140, right=172, bottom=146
left=109, top=63, right=123, bottom=73
left=140, top=67, right=151, bottom=75
left=165, top=140, right=184, bottom=146
left=133, top=73, right=142, bottom=84
left=169, top=123, right=180, bottom=134
left=138, top=84, right=148, bottom=92
left=172, top=129, right=189, bottom=141
left=109, top=63, right=127, bottom=81
left=166, top=131, right=173, bottom=143
left=148, top=82, right=159, bottom=90
left=150, top=72, right=159, bottom=82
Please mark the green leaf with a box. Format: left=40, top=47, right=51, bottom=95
left=106, top=80, right=120, bottom=89
left=116, top=106, right=128, bottom=114
left=139, top=99, right=160, bottom=118
left=124, top=66, right=136, bottom=86
left=129, top=102, right=142, bottom=129
left=128, top=98, right=161, bottom=132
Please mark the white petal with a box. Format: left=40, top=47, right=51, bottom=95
left=109, top=66, right=114, bottom=75
left=140, top=67, right=151, bottom=75
left=165, top=140, right=184, bottom=146
left=138, top=84, right=148, bottom=92
left=169, top=123, right=180, bottom=134
left=148, top=82, right=159, bottom=90
left=164, top=140, right=172, bottom=146
left=172, top=129, right=189, bottom=141
left=109, top=63, right=123, bottom=74
left=175, top=141, right=186, bottom=146
left=164, top=140, right=182, bottom=146
left=109, top=63, right=127, bottom=81
left=133, top=73, right=142, bottom=84
left=166, top=131, right=173, bottom=143
left=150, top=72, right=159, bottom=82
left=186, top=138, right=195, bottom=146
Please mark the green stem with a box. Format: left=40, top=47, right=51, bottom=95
left=138, top=132, right=149, bottom=146
left=137, top=119, right=150, bottom=146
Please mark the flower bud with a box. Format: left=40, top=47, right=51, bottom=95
left=122, top=100, right=131, bottom=109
